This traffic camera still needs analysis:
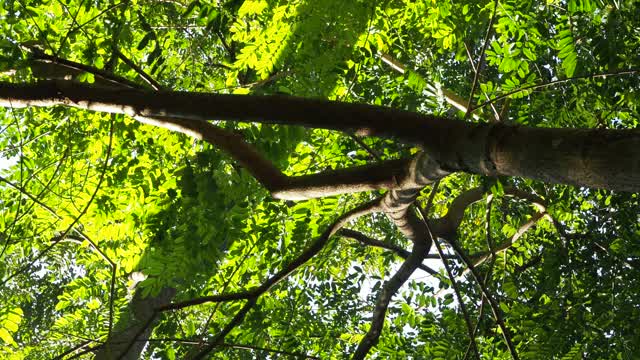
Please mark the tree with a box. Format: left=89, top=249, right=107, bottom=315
left=0, top=0, right=638, bottom=359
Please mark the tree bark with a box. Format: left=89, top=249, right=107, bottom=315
left=1, top=80, right=639, bottom=192
left=95, top=287, right=176, bottom=360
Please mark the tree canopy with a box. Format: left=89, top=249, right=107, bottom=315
left=0, top=0, right=638, bottom=359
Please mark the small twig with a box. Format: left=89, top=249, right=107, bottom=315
left=114, top=48, right=163, bottom=90
left=472, top=69, right=640, bottom=113
left=417, top=186, right=480, bottom=360
left=463, top=42, right=500, bottom=121
left=28, top=50, right=144, bottom=89
left=1, top=114, right=114, bottom=286
left=349, top=134, right=382, bottom=161
left=464, top=195, right=496, bottom=359
left=339, top=228, right=445, bottom=277
left=191, top=298, right=256, bottom=359
left=464, top=0, right=499, bottom=120
left=445, top=239, right=519, bottom=360
left=220, top=342, right=320, bottom=359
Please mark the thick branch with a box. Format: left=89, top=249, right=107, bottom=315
left=276, top=152, right=446, bottom=200
left=95, top=287, right=176, bottom=360
left=26, top=56, right=440, bottom=200
left=380, top=188, right=429, bottom=243
left=1, top=80, right=639, bottom=192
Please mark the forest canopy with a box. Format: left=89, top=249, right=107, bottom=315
left=0, top=0, right=639, bottom=359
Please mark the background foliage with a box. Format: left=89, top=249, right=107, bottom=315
left=0, top=0, right=638, bottom=358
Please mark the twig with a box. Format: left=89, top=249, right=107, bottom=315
left=464, top=195, right=496, bottom=359
left=445, top=239, right=519, bottom=360
left=28, top=50, right=144, bottom=89
left=1, top=114, right=114, bottom=286
left=472, top=69, right=640, bottom=113
left=114, top=48, right=163, bottom=90
left=339, top=228, right=445, bottom=277
left=464, top=0, right=499, bottom=121
left=417, top=184, right=480, bottom=360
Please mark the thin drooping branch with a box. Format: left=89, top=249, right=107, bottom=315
left=220, top=342, right=320, bottom=359
left=418, top=184, right=480, bottom=360
left=191, top=298, right=257, bottom=359
left=446, top=238, right=520, bottom=360
left=93, top=338, right=321, bottom=359
left=114, top=49, right=163, bottom=90
left=472, top=68, right=640, bottom=112
left=339, top=228, right=442, bottom=276
left=463, top=42, right=501, bottom=121
left=52, top=340, right=95, bottom=360
left=464, top=194, right=496, bottom=360
left=351, top=237, right=429, bottom=360
left=432, top=230, right=480, bottom=360
left=1, top=117, right=114, bottom=286
left=159, top=199, right=380, bottom=312
left=468, top=211, right=547, bottom=270
left=463, top=0, right=498, bottom=121
left=29, top=51, right=144, bottom=89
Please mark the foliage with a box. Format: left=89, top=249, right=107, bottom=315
left=0, top=0, right=639, bottom=359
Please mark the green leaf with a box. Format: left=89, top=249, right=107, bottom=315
left=137, top=33, right=153, bottom=50
left=0, top=328, right=15, bottom=345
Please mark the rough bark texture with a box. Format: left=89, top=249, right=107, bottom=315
left=94, top=287, right=176, bottom=360
left=1, top=80, right=639, bottom=192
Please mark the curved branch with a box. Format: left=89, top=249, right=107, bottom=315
left=440, top=186, right=548, bottom=238
left=25, top=55, right=448, bottom=200
left=351, top=237, right=429, bottom=359
left=339, top=228, right=442, bottom=277
left=159, top=199, right=380, bottom=312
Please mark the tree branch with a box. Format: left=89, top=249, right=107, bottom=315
left=114, top=48, right=163, bottom=90
left=28, top=50, right=144, bottom=89
left=23, top=56, right=449, bottom=200
left=159, top=199, right=380, bottom=312
left=339, top=228, right=442, bottom=276
left=351, top=236, right=429, bottom=359
left=445, top=238, right=519, bottom=360
left=2, top=80, right=639, bottom=192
